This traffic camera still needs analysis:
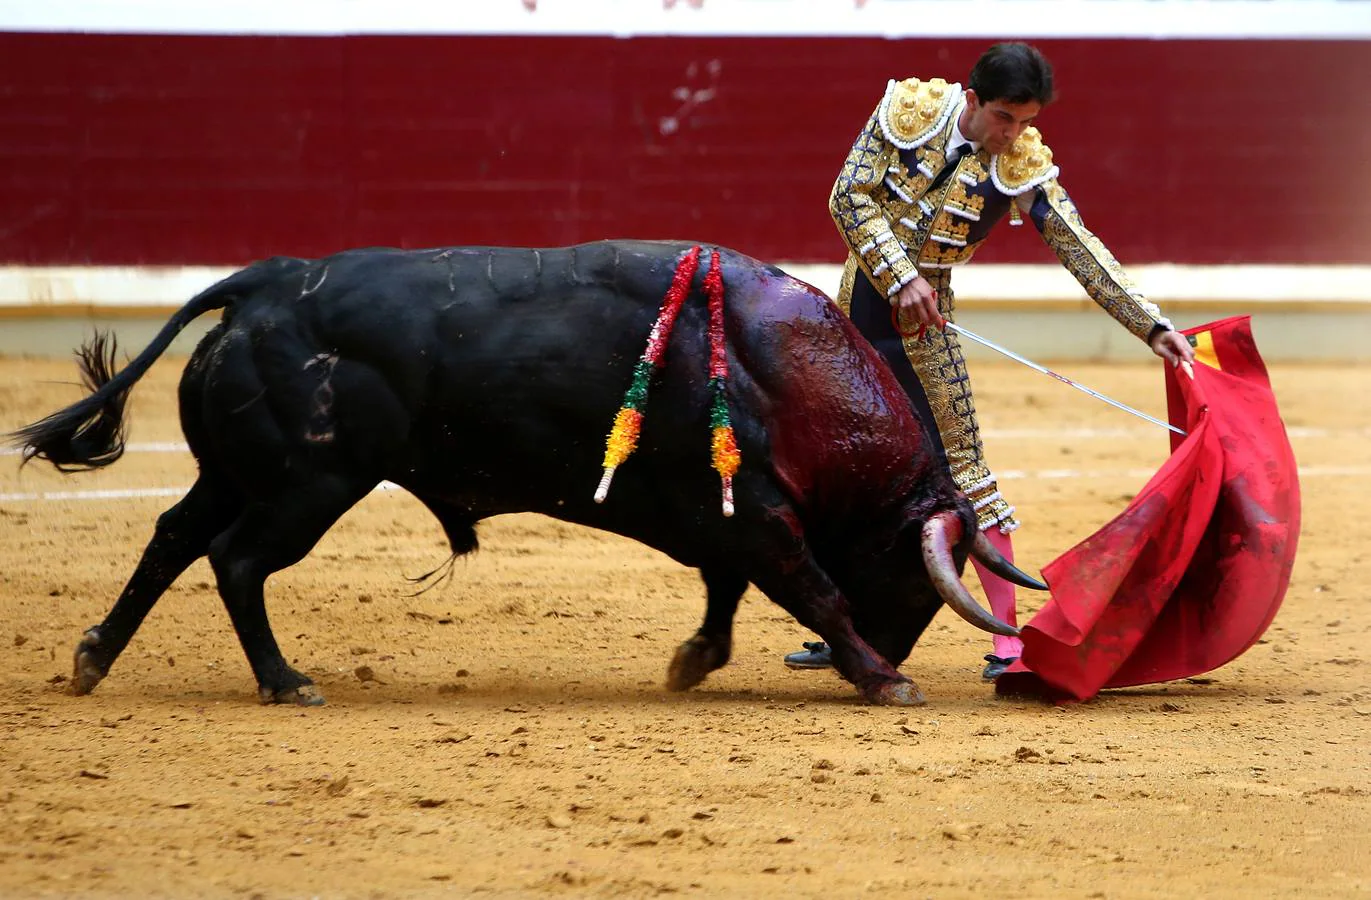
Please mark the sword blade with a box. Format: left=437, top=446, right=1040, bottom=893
left=944, top=322, right=1187, bottom=437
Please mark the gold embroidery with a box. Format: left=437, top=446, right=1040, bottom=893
left=886, top=255, right=918, bottom=293
left=945, top=191, right=986, bottom=220
left=886, top=167, right=933, bottom=204
left=916, top=173, right=980, bottom=265
left=1038, top=180, right=1165, bottom=341
left=930, top=217, right=971, bottom=246
left=881, top=77, right=959, bottom=148
left=853, top=217, right=893, bottom=252
left=918, top=146, right=948, bottom=176
left=917, top=240, right=980, bottom=269
left=829, top=107, right=909, bottom=297
left=958, top=154, right=988, bottom=186
left=898, top=273, right=1017, bottom=531
left=836, top=255, right=859, bottom=315
left=993, top=127, right=1056, bottom=194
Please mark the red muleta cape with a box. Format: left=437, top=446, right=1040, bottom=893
left=996, top=316, right=1301, bottom=703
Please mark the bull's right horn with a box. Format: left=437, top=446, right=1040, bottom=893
left=921, top=512, right=1021, bottom=637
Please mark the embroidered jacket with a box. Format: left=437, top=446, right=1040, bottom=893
left=829, top=76, right=1170, bottom=341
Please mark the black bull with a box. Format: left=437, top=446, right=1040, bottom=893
left=11, top=240, right=1044, bottom=707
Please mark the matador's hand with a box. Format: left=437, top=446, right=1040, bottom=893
left=893, top=276, right=942, bottom=329
left=1149, top=328, right=1196, bottom=367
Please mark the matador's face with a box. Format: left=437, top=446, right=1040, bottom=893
left=961, top=90, right=1042, bottom=155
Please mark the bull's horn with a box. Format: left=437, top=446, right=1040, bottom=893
left=970, top=530, right=1049, bottom=591
left=921, top=512, right=1021, bottom=637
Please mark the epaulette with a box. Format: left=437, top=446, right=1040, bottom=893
left=990, top=127, right=1059, bottom=196
left=877, top=77, right=962, bottom=150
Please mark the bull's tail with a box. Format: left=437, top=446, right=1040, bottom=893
left=8, top=263, right=278, bottom=472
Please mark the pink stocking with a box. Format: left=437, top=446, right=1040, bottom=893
left=969, top=525, right=1024, bottom=660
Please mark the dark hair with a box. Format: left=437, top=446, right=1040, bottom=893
left=968, top=42, right=1054, bottom=106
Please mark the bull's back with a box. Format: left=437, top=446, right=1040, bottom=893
left=194, top=241, right=932, bottom=516
left=191, top=243, right=724, bottom=503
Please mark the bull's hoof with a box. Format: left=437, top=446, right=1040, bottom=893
left=259, top=683, right=327, bottom=706
left=665, top=635, right=729, bottom=692
left=72, top=629, right=107, bottom=696
left=865, top=679, right=927, bottom=707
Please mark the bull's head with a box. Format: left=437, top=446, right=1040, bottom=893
left=922, top=510, right=1041, bottom=635
left=822, top=503, right=1042, bottom=669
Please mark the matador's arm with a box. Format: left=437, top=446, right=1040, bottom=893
left=828, top=106, right=918, bottom=301
left=997, top=128, right=1173, bottom=342
left=1022, top=181, right=1172, bottom=341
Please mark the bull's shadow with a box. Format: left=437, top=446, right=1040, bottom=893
left=8, top=241, right=1042, bottom=708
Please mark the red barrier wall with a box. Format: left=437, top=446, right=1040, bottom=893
left=2, top=33, right=1369, bottom=266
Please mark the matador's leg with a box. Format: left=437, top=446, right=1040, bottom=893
left=892, top=271, right=1019, bottom=535
left=891, top=271, right=1023, bottom=677
left=971, top=525, right=1024, bottom=675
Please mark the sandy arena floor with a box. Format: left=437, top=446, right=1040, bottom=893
left=1, top=351, right=1367, bottom=899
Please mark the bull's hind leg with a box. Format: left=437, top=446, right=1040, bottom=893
left=206, top=475, right=371, bottom=706
left=665, top=567, right=747, bottom=692
left=74, top=475, right=242, bottom=695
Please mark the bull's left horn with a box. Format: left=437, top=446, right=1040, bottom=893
left=970, top=530, right=1048, bottom=591
left=922, top=512, right=1021, bottom=637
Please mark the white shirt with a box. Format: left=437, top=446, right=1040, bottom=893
left=946, top=98, right=980, bottom=159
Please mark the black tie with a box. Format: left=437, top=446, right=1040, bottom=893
left=928, top=142, right=969, bottom=193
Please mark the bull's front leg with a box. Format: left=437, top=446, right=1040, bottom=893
left=744, top=506, right=925, bottom=706
left=778, top=582, right=926, bottom=707
left=666, top=566, right=748, bottom=692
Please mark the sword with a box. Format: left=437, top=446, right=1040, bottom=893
left=943, top=322, right=1188, bottom=437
